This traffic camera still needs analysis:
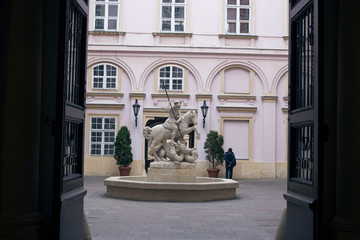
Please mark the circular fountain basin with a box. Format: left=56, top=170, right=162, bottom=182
left=104, top=176, right=239, bottom=202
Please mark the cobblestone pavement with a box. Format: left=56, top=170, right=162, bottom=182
left=84, top=176, right=286, bottom=240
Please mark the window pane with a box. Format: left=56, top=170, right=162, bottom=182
left=240, top=9, right=249, bottom=20
left=162, top=21, right=171, bottom=31
left=104, top=118, right=115, bottom=129
left=91, top=132, right=98, bottom=142
left=91, top=118, right=102, bottom=129
left=175, top=0, right=185, bottom=3
left=175, top=7, right=184, bottom=18
left=160, top=67, right=170, bottom=77
left=172, top=67, right=183, bottom=77
left=106, top=65, right=117, bottom=76
left=227, top=23, right=236, bottom=33
left=160, top=79, right=170, bottom=90
left=108, top=5, right=118, bottom=17
left=104, top=132, right=110, bottom=142
left=93, top=78, right=103, bottom=88
left=95, top=5, right=105, bottom=16
left=227, top=0, right=236, bottom=5
left=172, top=79, right=182, bottom=90
left=97, top=118, right=103, bottom=129
left=175, top=21, right=184, bottom=31
left=95, top=19, right=104, bottom=30
left=106, top=78, right=116, bottom=88
left=94, top=65, right=104, bottom=76
left=104, top=132, right=115, bottom=142
left=162, top=0, right=172, bottom=3
left=108, top=20, right=117, bottom=30
left=240, top=0, right=250, bottom=5
left=162, top=6, right=172, bottom=18
left=240, top=22, right=249, bottom=33
left=104, top=119, right=111, bottom=129
left=227, top=8, right=236, bottom=20
left=91, top=132, right=102, bottom=142
left=104, top=144, right=114, bottom=155
left=91, top=144, right=101, bottom=155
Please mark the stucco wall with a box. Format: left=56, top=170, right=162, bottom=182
left=84, top=0, right=289, bottom=178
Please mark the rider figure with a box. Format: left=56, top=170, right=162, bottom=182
left=162, top=101, right=182, bottom=143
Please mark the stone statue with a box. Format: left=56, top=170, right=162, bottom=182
left=143, top=103, right=200, bottom=163
left=156, top=141, right=198, bottom=164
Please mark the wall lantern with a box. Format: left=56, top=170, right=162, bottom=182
left=200, top=101, right=209, bottom=128
left=132, top=99, right=141, bottom=127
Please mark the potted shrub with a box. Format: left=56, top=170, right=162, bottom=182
left=204, top=130, right=225, bottom=178
left=114, top=126, right=133, bottom=176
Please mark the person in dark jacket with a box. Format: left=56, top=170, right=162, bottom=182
left=224, top=148, right=236, bottom=179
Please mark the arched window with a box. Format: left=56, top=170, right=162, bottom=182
left=92, top=64, right=117, bottom=89
left=158, top=65, right=184, bottom=91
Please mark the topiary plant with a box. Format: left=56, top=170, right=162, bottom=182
left=204, top=130, right=225, bottom=169
left=114, top=126, right=133, bottom=167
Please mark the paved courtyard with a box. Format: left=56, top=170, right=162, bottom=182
left=84, top=176, right=286, bottom=240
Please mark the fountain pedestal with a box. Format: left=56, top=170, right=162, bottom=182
left=148, top=161, right=196, bottom=183
left=104, top=160, right=239, bottom=202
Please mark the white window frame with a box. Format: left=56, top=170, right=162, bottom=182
left=90, top=117, right=117, bottom=156
left=158, top=65, right=184, bottom=92
left=225, top=0, right=251, bottom=35
left=92, top=64, right=118, bottom=90
left=160, top=0, right=186, bottom=33
left=94, top=0, right=120, bottom=31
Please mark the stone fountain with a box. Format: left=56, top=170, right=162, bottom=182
left=104, top=101, right=239, bottom=201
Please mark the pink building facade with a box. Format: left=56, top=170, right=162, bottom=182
left=85, top=0, right=289, bottom=178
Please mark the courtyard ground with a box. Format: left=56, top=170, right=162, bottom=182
left=84, top=176, right=286, bottom=240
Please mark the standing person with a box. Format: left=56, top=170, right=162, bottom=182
left=224, top=148, right=236, bottom=179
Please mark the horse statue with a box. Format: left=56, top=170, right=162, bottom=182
left=143, top=109, right=200, bottom=162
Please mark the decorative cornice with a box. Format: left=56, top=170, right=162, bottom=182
left=86, top=103, right=125, bottom=109
left=218, top=34, right=258, bottom=39
left=218, top=94, right=256, bottom=101
left=88, top=31, right=126, bottom=36
left=261, top=95, right=278, bottom=103
left=86, top=92, right=124, bottom=98
left=195, top=93, right=213, bottom=101
left=152, top=32, right=193, bottom=37
left=283, top=36, right=289, bottom=40
left=216, top=106, right=257, bottom=112
left=283, top=96, right=289, bottom=102
left=151, top=93, right=190, bottom=99
left=129, top=92, right=146, bottom=100
left=282, top=108, right=288, bottom=113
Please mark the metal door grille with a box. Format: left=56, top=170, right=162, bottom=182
left=290, top=0, right=301, bottom=8
left=292, top=124, right=314, bottom=183
left=65, top=2, right=84, bottom=106
left=63, top=122, right=81, bottom=177
left=62, top=0, right=87, bottom=181
left=291, top=4, right=314, bottom=111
